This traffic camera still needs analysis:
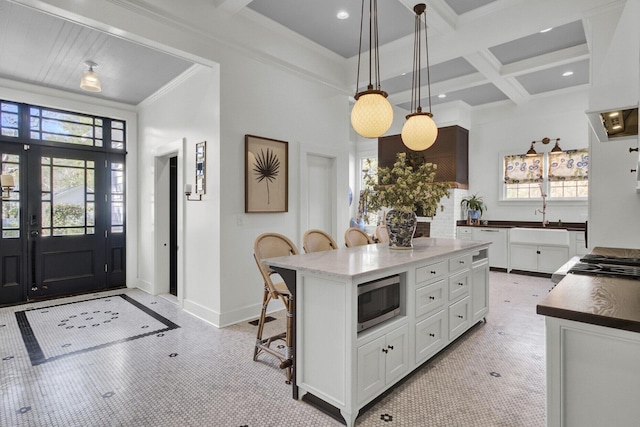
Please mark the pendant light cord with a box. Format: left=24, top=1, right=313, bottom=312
left=355, top=0, right=383, bottom=95
left=424, top=8, right=432, bottom=114
left=411, top=5, right=432, bottom=115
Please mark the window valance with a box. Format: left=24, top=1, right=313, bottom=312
left=548, top=149, right=588, bottom=182
left=504, top=154, right=543, bottom=183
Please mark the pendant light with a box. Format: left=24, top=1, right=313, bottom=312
left=526, top=141, right=537, bottom=156
left=550, top=138, right=563, bottom=152
left=351, top=0, right=393, bottom=138
left=80, top=61, right=102, bottom=92
left=401, top=3, right=438, bottom=151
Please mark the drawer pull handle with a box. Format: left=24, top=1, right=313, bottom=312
left=429, top=333, right=435, bottom=337
left=429, top=296, right=435, bottom=300
left=630, top=147, right=639, bottom=153
left=430, top=270, right=437, bottom=274
left=458, top=282, right=464, bottom=286
left=387, top=345, right=394, bottom=350
left=457, top=315, right=464, bottom=319
left=458, top=260, right=465, bottom=264
left=382, top=348, right=388, bottom=354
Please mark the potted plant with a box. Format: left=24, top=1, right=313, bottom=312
left=362, top=152, right=450, bottom=249
left=460, top=194, right=486, bottom=225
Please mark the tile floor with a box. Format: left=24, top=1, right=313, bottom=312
left=0, top=272, right=550, bottom=426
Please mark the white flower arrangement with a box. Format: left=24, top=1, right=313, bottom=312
left=362, top=152, right=450, bottom=218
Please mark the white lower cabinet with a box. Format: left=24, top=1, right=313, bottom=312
left=357, top=323, right=409, bottom=405
left=448, top=296, right=471, bottom=340
left=510, top=243, right=569, bottom=274
left=415, top=309, right=447, bottom=364
left=471, top=259, right=489, bottom=323
left=472, top=228, right=508, bottom=269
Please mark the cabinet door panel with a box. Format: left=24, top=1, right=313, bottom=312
left=448, top=270, right=469, bottom=302
left=385, top=324, right=409, bottom=385
left=449, top=296, right=470, bottom=340
left=471, top=261, right=489, bottom=322
left=510, top=244, right=539, bottom=271
left=415, top=310, right=447, bottom=364
left=357, top=336, right=386, bottom=404
left=538, top=246, right=569, bottom=273
left=416, top=261, right=447, bottom=284
left=473, top=228, right=508, bottom=269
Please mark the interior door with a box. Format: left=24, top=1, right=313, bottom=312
left=28, top=145, right=107, bottom=298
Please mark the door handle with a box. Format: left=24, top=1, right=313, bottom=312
left=30, top=230, right=39, bottom=237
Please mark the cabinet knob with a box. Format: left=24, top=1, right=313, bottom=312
left=430, top=270, right=436, bottom=275
left=631, top=169, right=637, bottom=174
left=429, top=296, right=435, bottom=300
left=536, top=250, right=541, bottom=255
left=457, top=315, right=464, bottom=319
left=429, top=333, right=435, bottom=337
left=458, top=282, right=464, bottom=286
left=382, top=348, right=388, bottom=354
left=458, top=260, right=465, bottom=264
left=387, top=345, right=394, bottom=350
left=630, top=147, right=639, bottom=153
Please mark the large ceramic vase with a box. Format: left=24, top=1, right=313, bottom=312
left=385, top=209, right=417, bottom=250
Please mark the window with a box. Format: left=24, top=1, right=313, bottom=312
left=503, top=149, right=588, bottom=199
left=359, top=155, right=379, bottom=225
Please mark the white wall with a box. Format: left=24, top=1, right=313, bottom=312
left=469, top=90, right=590, bottom=223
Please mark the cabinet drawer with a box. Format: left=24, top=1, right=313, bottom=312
left=416, top=261, right=447, bottom=284
left=449, top=296, right=471, bottom=340
left=415, top=279, right=445, bottom=318
left=448, top=270, right=469, bottom=302
left=457, top=227, right=473, bottom=240
left=415, top=310, right=446, bottom=364
left=449, top=254, right=471, bottom=273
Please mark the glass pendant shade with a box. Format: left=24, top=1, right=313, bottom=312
left=351, top=91, right=394, bottom=138
left=401, top=112, right=438, bottom=151
left=81, top=69, right=102, bottom=92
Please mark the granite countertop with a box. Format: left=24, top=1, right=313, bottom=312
left=537, top=246, right=640, bottom=333
left=456, top=220, right=586, bottom=231
left=264, top=237, right=489, bottom=281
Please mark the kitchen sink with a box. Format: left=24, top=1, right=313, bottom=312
left=509, top=227, right=569, bottom=246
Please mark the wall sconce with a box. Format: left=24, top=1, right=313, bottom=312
left=526, top=137, right=562, bottom=156
left=1, top=174, right=15, bottom=199
left=184, top=183, right=202, bottom=201
left=185, top=141, right=206, bottom=201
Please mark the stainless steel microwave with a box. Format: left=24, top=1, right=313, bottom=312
left=357, top=275, right=401, bottom=332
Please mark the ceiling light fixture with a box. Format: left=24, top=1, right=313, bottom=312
left=562, top=71, right=574, bottom=77
left=80, top=61, right=102, bottom=92
left=438, top=93, right=446, bottom=98
left=526, top=141, right=537, bottom=156
left=401, top=3, right=437, bottom=151
left=351, top=0, right=393, bottom=138
left=337, top=11, right=349, bottom=20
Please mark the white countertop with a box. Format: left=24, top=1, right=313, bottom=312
left=264, top=237, right=490, bottom=281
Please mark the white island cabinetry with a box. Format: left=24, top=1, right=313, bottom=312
left=266, top=238, right=490, bottom=427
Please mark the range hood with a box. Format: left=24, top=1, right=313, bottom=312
left=587, top=106, right=639, bottom=143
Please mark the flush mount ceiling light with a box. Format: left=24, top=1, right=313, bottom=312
left=337, top=10, right=349, bottom=19
left=401, top=3, right=438, bottom=151
left=350, top=0, right=393, bottom=138
left=80, top=61, right=102, bottom=92
left=562, top=71, right=574, bottom=77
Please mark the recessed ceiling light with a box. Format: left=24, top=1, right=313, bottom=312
left=438, top=94, right=446, bottom=98
left=562, top=71, right=574, bottom=77
left=540, top=27, right=553, bottom=33
left=337, top=11, right=349, bottom=20
left=612, top=125, right=623, bottom=130
left=609, top=112, right=619, bottom=117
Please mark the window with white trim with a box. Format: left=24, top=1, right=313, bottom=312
left=503, top=149, right=588, bottom=199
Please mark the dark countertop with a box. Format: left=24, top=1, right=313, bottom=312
left=537, top=247, right=640, bottom=333
left=456, top=220, right=585, bottom=231
left=536, top=274, right=640, bottom=333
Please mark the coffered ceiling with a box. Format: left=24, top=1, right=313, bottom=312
left=0, top=0, right=618, bottom=109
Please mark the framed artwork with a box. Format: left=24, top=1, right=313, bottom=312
left=195, top=141, right=206, bottom=194
left=245, top=134, right=288, bottom=213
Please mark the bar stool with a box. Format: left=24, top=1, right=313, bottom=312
left=252, top=233, right=299, bottom=383
left=344, top=227, right=374, bottom=247
left=303, top=229, right=338, bottom=253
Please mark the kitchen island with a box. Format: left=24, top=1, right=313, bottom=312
left=265, top=237, right=491, bottom=427
left=536, top=247, right=640, bottom=427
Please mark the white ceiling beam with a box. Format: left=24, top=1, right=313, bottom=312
left=501, top=44, right=590, bottom=77
left=214, top=0, right=253, bottom=15
left=387, top=72, right=487, bottom=105
left=464, top=49, right=530, bottom=105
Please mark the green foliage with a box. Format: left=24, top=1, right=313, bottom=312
left=362, top=152, right=450, bottom=218
left=53, top=203, right=85, bottom=227
left=460, top=194, right=487, bottom=216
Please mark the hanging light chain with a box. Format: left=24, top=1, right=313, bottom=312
left=423, top=6, right=432, bottom=114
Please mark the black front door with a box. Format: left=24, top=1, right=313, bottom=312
left=1, top=142, right=124, bottom=304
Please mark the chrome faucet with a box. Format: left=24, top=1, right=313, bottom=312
left=535, top=184, right=549, bottom=227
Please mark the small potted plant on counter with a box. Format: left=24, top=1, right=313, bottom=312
left=461, top=194, right=486, bottom=225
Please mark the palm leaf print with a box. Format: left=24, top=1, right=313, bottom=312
left=253, top=148, right=280, bottom=204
